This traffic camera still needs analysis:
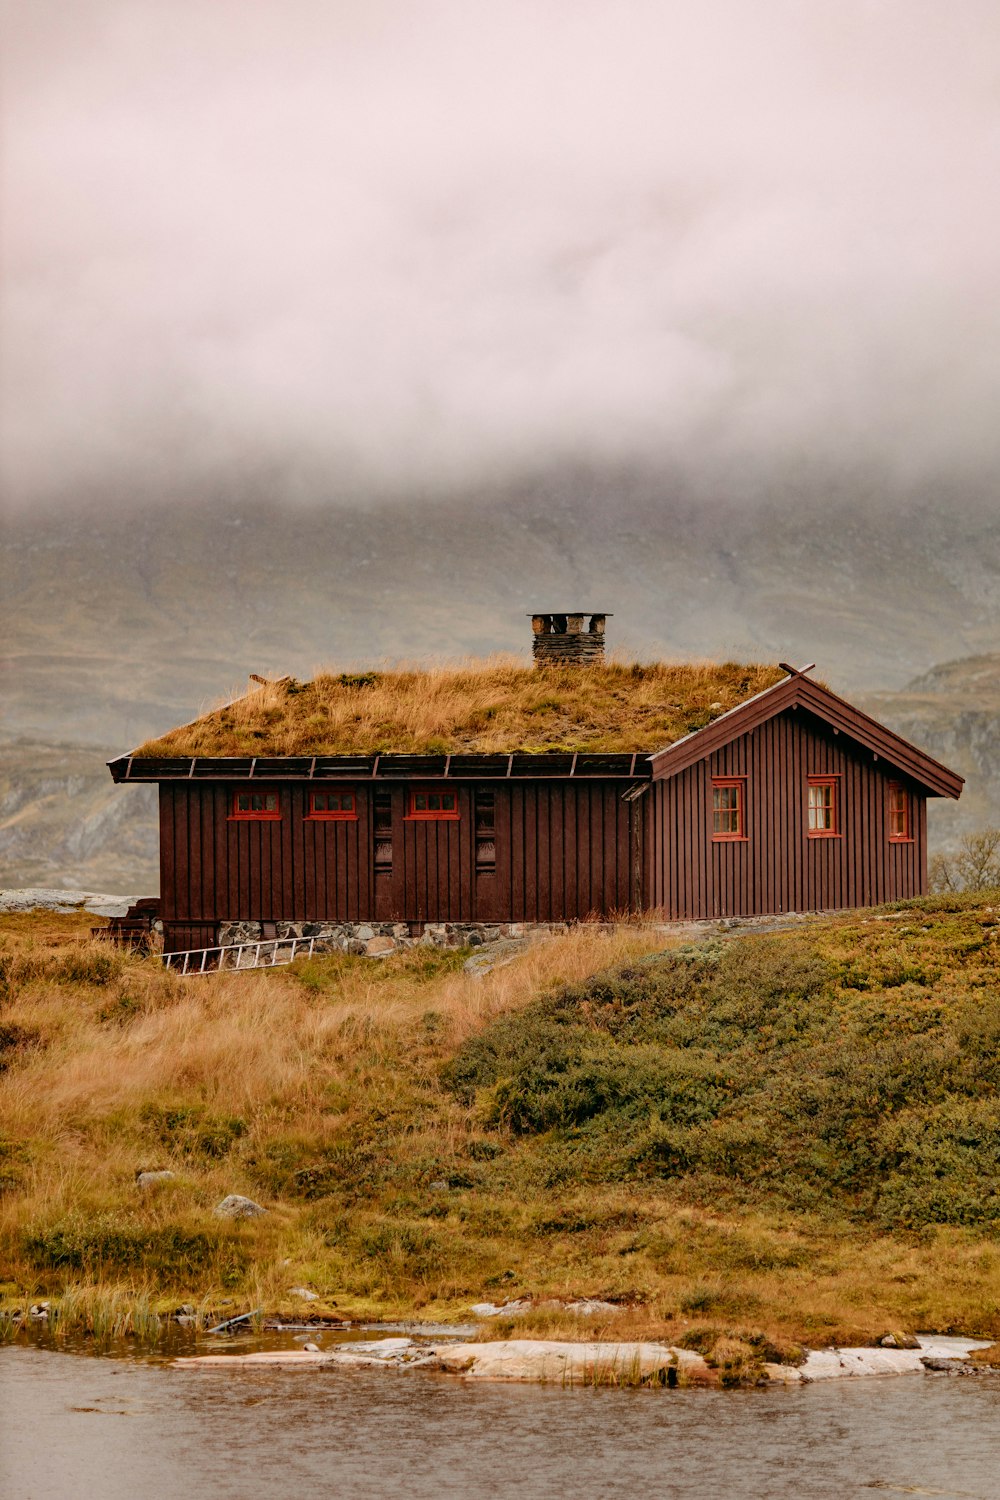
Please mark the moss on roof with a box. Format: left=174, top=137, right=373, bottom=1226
left=134, top=660, right=788, bottom=759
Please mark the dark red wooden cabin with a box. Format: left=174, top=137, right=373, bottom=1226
left=108, top=634, right=963, bottom=955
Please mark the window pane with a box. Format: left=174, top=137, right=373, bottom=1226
left=342, top=793, right=354, bottom=811
left=712, top=783, right=741, bottom=835
left=314, top=794, right=327, bottom=812
left=414, top=794, right=427, bottom=810
left=808, top=783, right=835, bottom=831
left=237, top=793, right=251, bottom=812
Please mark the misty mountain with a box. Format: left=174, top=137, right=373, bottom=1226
left=2, top=480, right=998, bottom=894
left=5, top=483, right=999, bottom=754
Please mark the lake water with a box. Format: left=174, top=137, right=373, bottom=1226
left=2, top=1339, right=999, bottom=1500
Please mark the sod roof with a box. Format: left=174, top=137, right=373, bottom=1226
left=134, top=660, right=789, bottom=759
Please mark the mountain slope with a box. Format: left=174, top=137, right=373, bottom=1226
left=4, top=483, right=999, bottom=751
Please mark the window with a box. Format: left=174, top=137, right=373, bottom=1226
left=712, top=778, right=746, bottom=840
left=406, top=788, right=459, bottom=820
left=230, top=790, right=280, bottom=820
left=807, top=776, right=839, bottom=837
left=888, top=782, right=911, bottom=841
left=475, top=789, right=496, bottom=870
left=308, top=789, right=358, bottom=820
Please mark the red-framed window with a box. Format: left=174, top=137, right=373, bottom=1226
left=807, top=776, right=840, bottom=837
left=887, top=781, right=912, bottom=841
left=229, top=789, right=281, bottom=820
left=712, top=777, right=747, bottom=840
left=307, top=789, right=358, bottom=820
left=406, top=787, right=460, bottom=820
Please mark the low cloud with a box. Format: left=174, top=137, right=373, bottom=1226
left=3, top=0, right=999, bottom=511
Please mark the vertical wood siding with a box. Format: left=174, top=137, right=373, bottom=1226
left=647, top=707, right=927, bottom=918
left=159, top=779, right=637, bottom=938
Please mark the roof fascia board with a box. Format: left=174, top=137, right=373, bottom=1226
left=108, top=754, right=655, bottom=784
left=792, top=678, right=964, bottom=797
left=649, top=674, right=963, bottom=798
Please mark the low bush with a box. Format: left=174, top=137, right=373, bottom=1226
left=444, top=923, right=1000, bottom=1228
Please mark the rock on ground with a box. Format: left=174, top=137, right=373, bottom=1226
left=213, top=1194, right=267, bottom=1219
left=136, top=1170, right=176, bottom=1189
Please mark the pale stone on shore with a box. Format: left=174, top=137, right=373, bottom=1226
left=175, top=1337, right=709, bottom=1384
left=430, top=1339, right=708, bottom=1384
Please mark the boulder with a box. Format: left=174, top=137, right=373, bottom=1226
left=213, top=1194, right=267, bottom=1219
left=288, top=1286, right=319, bottom=1301
left=880, top=1331, right=921, bottom=1350
left=136, top=1169, right=176, bottom=1189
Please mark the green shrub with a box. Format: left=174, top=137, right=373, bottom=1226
left=441, top=928, right=1000, bottom=1228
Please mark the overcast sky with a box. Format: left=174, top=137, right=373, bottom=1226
left=3, top=0, right=999, bottom=513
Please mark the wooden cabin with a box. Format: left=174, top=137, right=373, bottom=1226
left=108, top=615, right=963, bottom=955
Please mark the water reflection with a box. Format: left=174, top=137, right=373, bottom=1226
left=1, top=1343, right=998, bottom=1500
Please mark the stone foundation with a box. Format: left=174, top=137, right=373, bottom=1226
left=216, top=919, right=570, bottom=958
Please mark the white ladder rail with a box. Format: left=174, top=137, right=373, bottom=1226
left=161, top=936, right=317, bottom=976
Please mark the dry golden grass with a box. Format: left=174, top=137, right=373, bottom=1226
left=3, top=908, right=999, bottom=1355
left=134, top=658, right=786, bottom=757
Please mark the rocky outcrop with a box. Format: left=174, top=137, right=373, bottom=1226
left=175, top=1337, right=709, bottom=1384
left=0, top=887, right=141, bottom=918
left=174, top=1332, right=995, bottom=1385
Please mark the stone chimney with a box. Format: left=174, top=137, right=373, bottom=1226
left=530, top=613, right=610, bottom=666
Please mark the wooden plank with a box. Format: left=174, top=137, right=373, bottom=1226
left=511, top=785, right=525, bottom=921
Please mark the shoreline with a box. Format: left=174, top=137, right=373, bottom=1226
left=173, top=1332, right=995, bottom=1386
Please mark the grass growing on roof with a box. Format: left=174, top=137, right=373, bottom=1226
left=133, top=658, right=787, bottom=758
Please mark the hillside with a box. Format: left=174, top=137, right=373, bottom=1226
left=0, top=738, right=157, bottom=894
left=2, top=899, right=999, bottom=1361
left=863, top=653, right=1000, bottom=848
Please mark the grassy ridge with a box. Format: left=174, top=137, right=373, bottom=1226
left=1, top=900, right=999, bottom=1361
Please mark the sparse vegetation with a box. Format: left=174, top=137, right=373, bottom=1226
left=929, top=826, right=1000, bottom=894
left=1, top=900, right=999, bottom=1358
left=133, top=659, right=787, bottom=758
